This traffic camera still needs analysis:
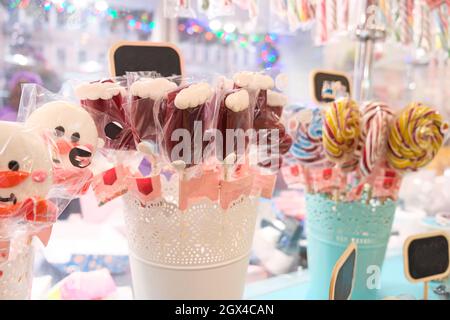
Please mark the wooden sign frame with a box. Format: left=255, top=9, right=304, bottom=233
left=329, top=242, right=357, bottom=300
left=108, top=41, right=185, bottom=77
left=403, top=231, right=450, bottom=283
left=309, top=69, right=352, bottom=105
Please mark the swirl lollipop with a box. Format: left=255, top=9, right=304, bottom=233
left=387, top=102, right=448, bottom=172
left=358, top=102, right=395, bottom=176
left=323, top=98, right=361, bottom=165
left=289, top=107, right=327, bottom=166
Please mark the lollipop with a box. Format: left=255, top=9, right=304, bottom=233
left=25, top=101, right=99, bottom=170
left=358, top=102, right=395, bottom=176
left=216, top=89, right=252, bottom=160
left=130, top=78, right=177, bottom=144
left=0, top=121, right=54, bottom=225
left=253, top=83, right=292, bottom=169
left=289, top=107, right=327, bottom=166
left=387, top=102, right=448, bottom=172
left=75, top=80, right=134, bottom=150
left=323, top=98, right=361, bottom=165
left=163, top=82, right=213, bottom=167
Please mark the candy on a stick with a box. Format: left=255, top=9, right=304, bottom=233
left=130, top=78, right=177, bottom=144
left=0, top=121, right=54, bottom=225
left=358, top=102, right=395, bottom=176
left=25, top=101, right=99, bottom=170
left=289, top=107, right=327, bottom=166
left=323, top=98, right=361, bottom=165
left=253, top=82, right=292, bottom=169
left=216, top=89, right=252, bottom=160
left=75, top=80, right=134, bottom=150
left=162, top=82, right=213, bottom=167
left=387, top=102, right=448, bottom=172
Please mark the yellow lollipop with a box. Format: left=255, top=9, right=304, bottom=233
left=387, top=103, right=448, bottom=172
left=323, top=98, right=361, bottom=164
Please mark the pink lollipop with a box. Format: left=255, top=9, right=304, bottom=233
left=358, top=102, right=394, bottom=176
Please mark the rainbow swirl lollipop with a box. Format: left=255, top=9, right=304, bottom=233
left=358, top=102, right=395, bottom=176
left=290, top=107, right=326, bottom=166
left=387, top=102, right=448, bottom=172
left=323, top=98, right=361, bottom=165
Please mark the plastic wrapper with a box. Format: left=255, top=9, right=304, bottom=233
left=156, top=81, right=217, bottom=169
left=75, top=79, right=135, bottom=151
left=214, top=83, right=255, bottom=162
left=0, top=84, right=101, bottom=254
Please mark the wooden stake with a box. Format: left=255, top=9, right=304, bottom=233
left=424, top=281, right=429, bottom=300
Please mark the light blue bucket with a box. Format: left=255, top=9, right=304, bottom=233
left=306, top=193, right=396, bottom=300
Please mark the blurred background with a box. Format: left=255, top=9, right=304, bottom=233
left=0, top=0, right=449, bottom=299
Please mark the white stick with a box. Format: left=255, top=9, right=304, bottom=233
left=137, top=141, right=159, bottom=174
left=223, top=152, right=237, bottom=181
left=172, top=160, right=187, bottom=181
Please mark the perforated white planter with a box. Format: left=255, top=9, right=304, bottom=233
left=123, top=189, right=258, bottom=300
left=0, top=236, right=34, bottom=300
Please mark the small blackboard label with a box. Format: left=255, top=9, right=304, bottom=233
left=404, top=232, right=450, bottom=283
left=329, top=242, right=357, bottom=300
left=109, top=41, right=183, bottom=77
left=310, top=70, right=351, bottom=104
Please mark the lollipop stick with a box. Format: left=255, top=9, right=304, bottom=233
left=172, top=160, right=187, bottom=181
left=424, top=281, right=429, bottom=300
left=223, top=152, right=237, bottom=181
left=137, top=141, right=159, bottom=175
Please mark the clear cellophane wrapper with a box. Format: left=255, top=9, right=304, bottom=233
left=87, top=72, right=291, bottom=209
left=0, top=235, right=34, bottom=299
left=0, top=84, right=102, bottom=269
left=297, top=164, right=403, bottom=204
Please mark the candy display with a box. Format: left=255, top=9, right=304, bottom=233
left=2, top=0, right=450, bottom=304
left=284, top=93, right=447, bottom=299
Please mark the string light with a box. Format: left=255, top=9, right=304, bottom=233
left=6, top=0, right=156, bottom=33
left=178, top=18, right=280, bottom=68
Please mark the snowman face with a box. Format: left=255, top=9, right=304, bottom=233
left=25, top=101, right=99, bottom=169
left=0, top=122, right=52, bottom=209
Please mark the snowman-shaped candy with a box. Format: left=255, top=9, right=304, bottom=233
left=0, top=121, right=54, bottom=225
left=26, top=101, right=99, bottom=169
left=25, top=101, right=100, bottom=194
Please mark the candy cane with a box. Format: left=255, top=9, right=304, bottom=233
left=326, top=0, right=337, bottom=34
left=414, top=0, right=432, bottom=51
left=399, top=0, right=412, bottom=45
left=315, top=0, right=328, bottom=45
left=337, top=0, right=349, bottom=31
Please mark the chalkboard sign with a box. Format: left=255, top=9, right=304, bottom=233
left=329, top=242, right=357, bottom=300
left=109, top=41, right=184, bottom=77
left=404, top=231, right=450, bottom=283
left=310, top=70, right=351, bottom=104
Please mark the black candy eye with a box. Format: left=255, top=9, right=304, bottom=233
left=55, top=126, right=65, bottom=137
left=104, top=121, right=123, bottom=140
left=8, top=160, right=19, bottom=171
left=71, top=132, right=81, bottom=143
